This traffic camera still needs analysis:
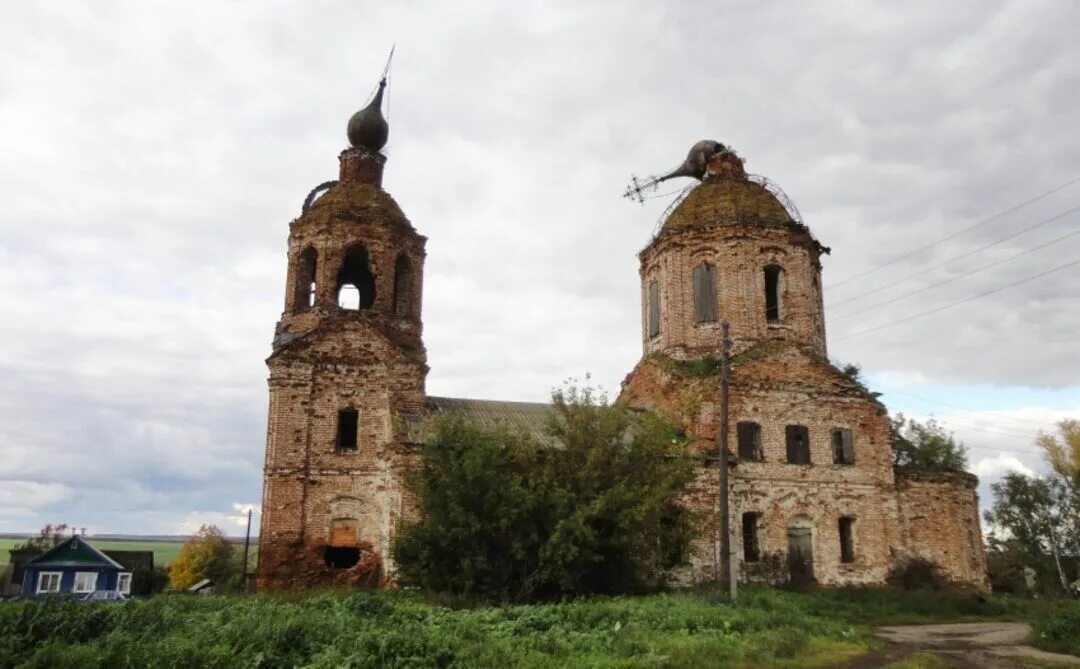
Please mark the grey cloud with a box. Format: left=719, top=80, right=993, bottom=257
left=1, top=0, right=1078, bottom=532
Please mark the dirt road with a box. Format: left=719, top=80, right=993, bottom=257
left=851, top=622, right=1080, bottom=668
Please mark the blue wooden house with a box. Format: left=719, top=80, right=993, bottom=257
left=22, top=536, right=132, bottom=599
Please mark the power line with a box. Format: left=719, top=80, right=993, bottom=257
left=826, top=176, right=1080, bottom=289
left=832, top=256, right=1080, bottom=342
left=892, top=406, right=1044, bottom=438
left=829, top=224, right=1080, bottom=322
left=828, top=203, right=1080, bottom=310
left=878, top=386, right=1060, bottom=427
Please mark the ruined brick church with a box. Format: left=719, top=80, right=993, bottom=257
left=257, top=80, right=989, bottom=591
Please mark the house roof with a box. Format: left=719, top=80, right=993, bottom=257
left=26, top=536, right=124, bottom=570
left=407, top=396, right=555, bottom=447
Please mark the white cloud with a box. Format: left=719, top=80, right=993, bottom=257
left=972, top=454, right=1038, bottom=480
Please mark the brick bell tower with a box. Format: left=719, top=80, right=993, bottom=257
left=257, top=72, right=427, bottom=590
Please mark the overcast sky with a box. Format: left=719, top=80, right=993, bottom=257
left=1, top=1, right=1078, bottom=536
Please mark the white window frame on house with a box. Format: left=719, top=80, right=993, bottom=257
left=117, top=572, right=132, bottom=595
left=37, top=571, right=62, bottom=594
left=73, top=571, right=98, bottom=593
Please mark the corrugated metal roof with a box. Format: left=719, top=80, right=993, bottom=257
left=406, top=396, right=555, bottom=447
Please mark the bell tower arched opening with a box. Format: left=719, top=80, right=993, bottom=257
left=293, top=246, right=317, bottom=312
left=336, top=244, right=375, bottom=310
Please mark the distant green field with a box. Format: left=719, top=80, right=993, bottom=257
left=0, top=538, right=185, bottom=567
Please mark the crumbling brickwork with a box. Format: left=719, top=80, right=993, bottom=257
left=258, top=142, right=988, bottom=592
left=620, top=150, right=987, bottom=588
left=895, top=470, right=990, bottom=587
left=258, top=148, right=427, bottom=591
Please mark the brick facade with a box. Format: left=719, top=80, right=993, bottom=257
left=621, top=150, right=988, bottom=588
left=257, top=142, right=989, bottom=591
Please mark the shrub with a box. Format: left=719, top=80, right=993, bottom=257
left=394, top=384, right=697, bottom=602
left=887, top=556, right=946, bottom=590
left=1031, top=599, right=1080, bottom=656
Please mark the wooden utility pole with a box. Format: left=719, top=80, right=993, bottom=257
left=241, top=508, right=253, bottom=593
left=716, top=321, right=736, bottom=600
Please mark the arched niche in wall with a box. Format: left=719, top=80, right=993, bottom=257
left=393, top=254, right=411, bottom=317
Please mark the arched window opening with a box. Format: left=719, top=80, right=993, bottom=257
left=336, top=245, right=375, bottom=310
left=839, top=516, right=856, bottom=563
left=742, top=513, right=761, bottom=562
left=294, top=247, right=317, bottom=312
left=692, top=263, right=717, bottom=324
left=393, top=254, right=411, bottom=317
left=785, top=424, right=810, bottom=464
left=764, top=264, right=783, bottom=323
left=647, top=280, right=660, bottom=339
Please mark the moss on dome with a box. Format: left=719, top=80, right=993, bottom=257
left=661, top=178, right=792, bottom=233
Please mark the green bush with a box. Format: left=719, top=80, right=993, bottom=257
left=1031, top=599, right=1080, bottom=656
left=394, top=384, right=697, bottom=602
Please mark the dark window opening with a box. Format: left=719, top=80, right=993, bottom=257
left=647, top=280, right=660, bottom=339
left=764, top=264, right=783, bottom=323
left=742, top=513, right=761, bottom=562
left=294, top=247, right=317, bottom=311
left=336, top=245, right=375, bottom=310
left=832, top=428, right=855, bottom=465
left=336, top=409, right=359, bottom=451
left=692, top=263, right=717, bottom=324
left=737, top=421, right=763, bottom=461
left=323, top=546, right=360, bottom=569
left=393, top=255, right=411, bottom=317
left=839, top=517, right=855, bottom=563
left=785, top=424, right=810, bottom=464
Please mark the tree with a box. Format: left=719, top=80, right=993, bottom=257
left=890, top=413, right=968, bottom=471
left=1038, top=419, right=1080, bottom=493
left=393, top=384, right=697, bottom=601
left=14, top=524, right=72, bottom=552
left=984, top=419, right=1080, bottom=594
left=168, top=525, right=236, bottom=591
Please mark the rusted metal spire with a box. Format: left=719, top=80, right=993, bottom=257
left=347, top=47, right=394, bottom=151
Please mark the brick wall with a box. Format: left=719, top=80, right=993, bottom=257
left=895, top=470, right=989, bottom=587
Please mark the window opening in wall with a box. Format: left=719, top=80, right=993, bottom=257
left=737, top=421, right=763, bottom=461
left=336, top=244, right=375, bottom=310
left=764, top=264, right=782, bottom=323
left=294, top=247, right=318, bottom=311
left=336, top=409, right=359, bottom=451
left=393, top=254, right=411, bottom=317
left=647, top=280, right=660, bottom=338
left=742, top=513, right=761, bottom=562
left=839, top=517, right=856, bottom=563
left=832, top=428, right=854, bottom=464
left=785, top=425, right=810, bottom=464
left=117, top=572, right=132, bottom=595
left=37, top=572, right=61, bottom=594
left=692, top=263, right=717, bottom=324
left=73, top=572, right=97, bottom=593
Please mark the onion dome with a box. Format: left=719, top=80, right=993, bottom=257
left=347, top=78, right=389, bottom=151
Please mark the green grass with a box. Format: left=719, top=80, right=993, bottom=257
left=0, top=586, right=1056, bottom=669
left=0, top=539, right=186, bottom=567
